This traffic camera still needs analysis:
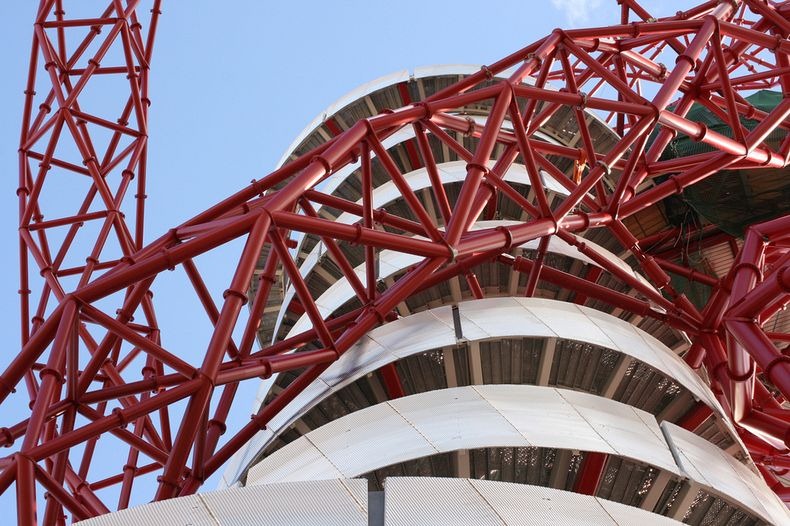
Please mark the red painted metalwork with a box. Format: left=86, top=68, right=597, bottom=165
left=573, top=452, right=608, bottom=496
left=3, top=0, right=790, bottom=523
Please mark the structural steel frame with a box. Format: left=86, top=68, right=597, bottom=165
left=3, top=0, right=790, bottom=523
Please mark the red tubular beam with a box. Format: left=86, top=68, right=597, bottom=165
left=16, top=456, right=37, bottom=526
left=361, top=141, right=377, bottom=300
left=299, top=199, right=368, bottom=302
left=658, top=110, right=776, bottom=163
left=507, top=256, right=652, bottom=318
left=380, top=363, right=406, bottom=399
left=655, top=257, right=719, bottom=287
left=35, top=464, right=91, bottom=521
left=302, top=190, right=426, bottom=236
left=573, top=452, right=607, bottom=495
left=678, top=402, right=713, bottom=431
left=524, top=236, right=550, bottom=296
left=726, top=321, right=790, bottom=406
left=729, top=265, right=790, bottom=320
left=271, top=230, right=335, bottom=349
left=741, top=410, right=790, bottom=449
left=445, top=85, right=513, bottom=245
left=9, top=1, right=790, bottom=515
left=272, top=210, right=450, bottom=258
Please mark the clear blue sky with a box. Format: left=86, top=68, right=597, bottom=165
left=0, top=0, right=688, bottom=518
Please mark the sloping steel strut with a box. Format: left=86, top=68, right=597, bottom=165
left=2, top=0, right=790, bottom=523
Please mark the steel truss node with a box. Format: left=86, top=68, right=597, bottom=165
left=3, top=0, right=790, bottom=524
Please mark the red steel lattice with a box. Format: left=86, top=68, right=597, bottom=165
left=3, top=0, right=790, bottom=523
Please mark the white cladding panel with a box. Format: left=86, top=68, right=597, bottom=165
left=383, top=477, right=685, bottom=526
left=225, top=298, right=733, bottom=487
left=246, top=385, right=679, bottom=485
left=559, top=389, right=677, bottom=473
left=307, top=401, right=437, bottom=477
left=76, top=479, right=368, bottom=526
left=662, top=422, right=790, bottom=525
left=389, top=386, right=528, bottom=450
left=75, top=495, right=212, bottom=526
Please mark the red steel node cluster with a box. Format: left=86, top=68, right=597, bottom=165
left=2, top=0, right=790, bottom=524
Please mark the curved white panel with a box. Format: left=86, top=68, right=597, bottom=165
left=75, top=479, right=368, bottom=526
left=243, top=388, right=786, bottom=523
left=384, top=477, right=684, bottom=526
left=224, top=298, right=730, bottom=488
left=662, top=422, right=789, bottom=526
left=246, top=385, right=680, bottom=485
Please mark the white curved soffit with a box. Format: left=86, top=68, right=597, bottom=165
left=385, top=477, right=685, bottom=526
left=276, top=64, right=523, bottom=168
left=282, top=219, right=656, bottom=340
left=246, top=385, right=681, bottom=483
left=245, top=386, right=789, bottom=525
left=227, top=297, right=730, bottom=488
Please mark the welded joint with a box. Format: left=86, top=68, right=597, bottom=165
left=249, top=411, right=269, bottom=432
left=525, top=52, right=543, bottom=69
left=0, top=427, right=14, bottom=447
left=667, top=174, right=684, bottom=195
left=207, top=418, right=228, bottom=436
left=412, top=101, right=432, bottom=120
left=764, top=355, right=790, bottom=387
left=494, top=226, right=515, bottom=251
left=159, top=247, right=177, bottom=271
left=462, top=117, right=476, bottom=137
left=576, top=91, right=588, bottom=110
left=309, top=155, right=332, bottom=175
left=732, top=261, right=764, bottom=282
left=726, top=361, right=756, bottom=383
left=762, top=150, right=779, bottom=166
left=111, top=407, right=131, bottom=429
left=595, top=160, right=611, bottom=177
left=114, top=305, right=135, bottom=324
left=692, top=122, right=709, bottom=143
left=222, top=288, right=248, bottom=306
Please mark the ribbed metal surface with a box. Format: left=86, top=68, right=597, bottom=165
left=227, top=298, right=739, bottom=487
left=596, top=497, right=686, bottom=526
left=384, top=477, right=506, bottom=526
left=383, top=477, right=685, bottom=525
left=246, top=385, right=680, bottom=485
left=76, top=479, right=368, bottom=526
left=307, top=400, right=436, bottom=477
left=75, top=496, right=213, bottom=526
left=201, top=479, right=368, bottom=526
left=662, top=422, right=788, bottom=525
left=251, top=432, right=343, bottom=483
left=246, top=386, right=786, bottom=523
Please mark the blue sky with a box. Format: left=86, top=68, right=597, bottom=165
left=0, top=0, right=689, bottom=518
